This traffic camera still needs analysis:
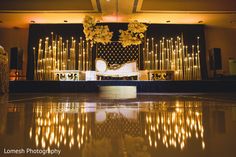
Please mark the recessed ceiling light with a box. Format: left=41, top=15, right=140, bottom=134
left=106, top=0, right=111, bottom=2
left=198, top=21, right=203, bottom=24
left=64, top=20, right=68, bottom=23
left=166, top=20, right=171, bottom=23
left=30, top=20, right=35, bottom=23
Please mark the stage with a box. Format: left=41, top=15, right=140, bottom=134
left=9, top=80, right=236, bottom=93
left=5, top=22, right=236, bottom=94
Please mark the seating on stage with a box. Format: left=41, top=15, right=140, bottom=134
left=95, top=58, right=139, bottom=80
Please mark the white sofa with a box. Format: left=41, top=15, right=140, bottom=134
left=95, top=58, right=139, bottom=79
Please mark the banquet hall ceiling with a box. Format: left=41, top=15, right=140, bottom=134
left=140, top=0, right=236, bottom=11
left=0, top=0, right=236, bottom=28
left=0, top=0, right=94, bottom=10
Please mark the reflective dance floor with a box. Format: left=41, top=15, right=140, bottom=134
left=0, top=93, right=236, bottom=157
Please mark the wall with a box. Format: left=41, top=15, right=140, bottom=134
left=0, top=28, right=28, bottom=78
left=205, top=26, right=236, bottom=77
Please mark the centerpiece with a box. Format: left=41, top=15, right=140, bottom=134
left=119, top=20, right=148, bottom=47
left=83, top=16, right=113, bottom=46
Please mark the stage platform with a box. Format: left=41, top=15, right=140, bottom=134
left=9, top=80, right=236, bottom=93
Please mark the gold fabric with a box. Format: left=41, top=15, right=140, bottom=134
left=96, top=42, right=139, bottom=66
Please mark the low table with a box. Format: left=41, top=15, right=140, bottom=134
left=97, top=75, right=138, bottom=80
left=99, top=86, right=137, bottom=99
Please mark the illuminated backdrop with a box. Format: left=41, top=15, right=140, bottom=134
left=27, top=24, right=207, bottom=80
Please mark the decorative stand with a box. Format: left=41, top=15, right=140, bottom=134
left=99, top=86, right=137, bottom=99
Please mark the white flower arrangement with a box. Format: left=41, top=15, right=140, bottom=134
left=83, top=16, right=147, bottom=47
left=119, top=20, right=147, bottom=47
left=83, top=16, right=113, bottom=46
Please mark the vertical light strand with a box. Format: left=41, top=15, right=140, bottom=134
left=151, top=38, right=154, bottom=69
left=33, top=47, right=37, bottom=80
left=147, top=39, right=150, bottom=70
left=197, top=37, right=201, bottom=80
left=143, top=35, right=201, bottom=80
left=86, top=41, right=89, bottom=71
left=155, top=44, right=158, bottom=70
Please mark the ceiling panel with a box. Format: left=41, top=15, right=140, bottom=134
left=0, top=0, right=236, bottom=28
left=141, top=0, right=236, bottom=11
left=0, top=0, right=93, bottom=11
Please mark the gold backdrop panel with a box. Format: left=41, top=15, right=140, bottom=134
left=96, top=42, right=140, bottom=67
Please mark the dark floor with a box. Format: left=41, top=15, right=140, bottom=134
left=0, top=93, right=236, bottom=157
left=9, top=80, right=236, bottom=93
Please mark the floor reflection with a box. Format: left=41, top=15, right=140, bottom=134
left=0, top=94, right=236, bottom=157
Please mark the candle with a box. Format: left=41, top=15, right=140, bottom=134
left=89, top=42, right=93, bottom=70
left=147, top=39, right=149, bottom=70
left=168, top=40, right=171, bottom=70
left=159, top=40, right=162, bottom=70
left=86, top=41, right=89, bottom=70
left=155, top=44, right=158, bottom=70
left=166, top=40, right=169, bottom=70
left=79, top=37, right=83, bottom=71
left=66, top=40, right=69, bottom=70
left=83, top=41, right=85, bottom=71
left=33, top=47, right=37, bottom=80
left=152, top=38, right=154, bottom=69
left=191, top=45, right=194, bottom=80
left=78, top=42, right=81, bottom=71
left=197, top=37, right=201, bottom=80
left=37, top=39, right=42, bottom=80
left=44, top=37, right=49, bottom=80
left=162, top=41, right=164, bottom=70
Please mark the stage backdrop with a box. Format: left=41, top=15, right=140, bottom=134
left=27, top=23, right=207, bottom=80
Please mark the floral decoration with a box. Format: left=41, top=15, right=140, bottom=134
left=83, top=16, right=113, bottom=46
left=119, top=20, right=147, bottom=47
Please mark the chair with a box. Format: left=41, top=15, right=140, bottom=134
left=95, top=58, right=139, bottom=80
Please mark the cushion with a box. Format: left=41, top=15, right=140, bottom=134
left=96, top=59, right=107, bottom=72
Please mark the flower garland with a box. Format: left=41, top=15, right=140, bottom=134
left=83, top=16, right=147, bottom=47
left=119, top=20, right=147, bottom=47
left=83, top=16, right=113, bottom=46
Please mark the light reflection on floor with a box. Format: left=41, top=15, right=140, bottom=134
left=0, top=93, right=236, bottom=157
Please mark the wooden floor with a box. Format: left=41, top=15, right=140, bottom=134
left=9, top=80, right=236, bottom=93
